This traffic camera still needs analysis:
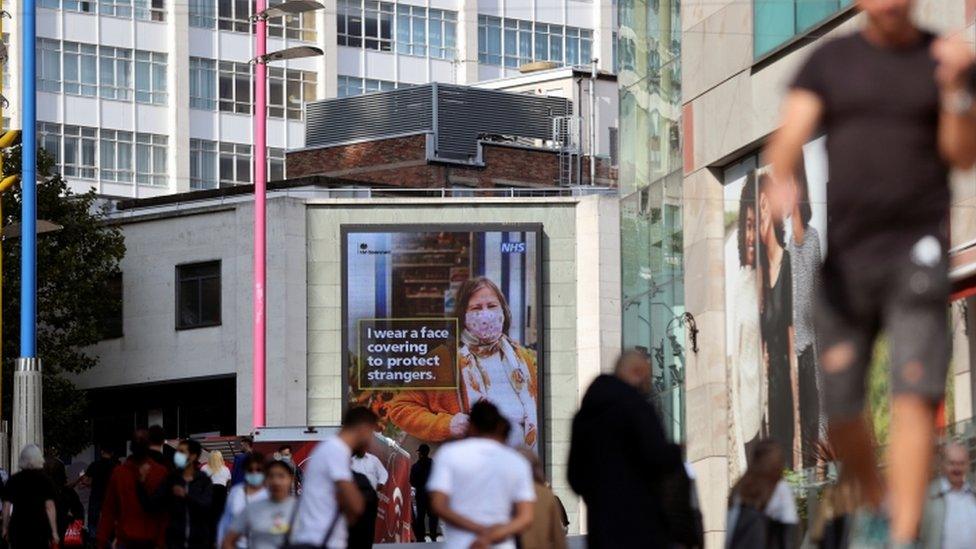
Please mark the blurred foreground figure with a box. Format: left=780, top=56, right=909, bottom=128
left=568, top=350, right=683, bottom=548
left=765, top=0, right=976, bottom=545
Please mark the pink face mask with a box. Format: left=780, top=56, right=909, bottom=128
left=465, top=308, right=504, bottom=343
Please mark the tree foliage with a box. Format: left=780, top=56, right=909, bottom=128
left=1, top=145, right=125, bottom=457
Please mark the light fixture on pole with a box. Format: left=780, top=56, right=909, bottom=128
left=249, top=0, right=323, bottom=430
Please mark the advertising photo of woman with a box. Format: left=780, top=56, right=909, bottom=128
left=757, top=171, right=800, bottom=469
left=786, top=160, right=824, bottom=468
left=386, top=276, right=540, bottom=451
left=729, top=178, right=763, bottom=476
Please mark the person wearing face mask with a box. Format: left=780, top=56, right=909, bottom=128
left=221, top=460, right=297, bottom=549
left=217, top=454, right=268, bottom=548
left=139, top=439, right=213, bottom=548
left=568, top=350, right=683, bottom=548
left=387, top=276, right=539, bottom=450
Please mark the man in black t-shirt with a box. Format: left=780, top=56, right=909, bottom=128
left=765, top=0, right=976, bottom=545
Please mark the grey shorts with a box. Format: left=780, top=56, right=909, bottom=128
left=816, top=235, right=949, bottom=420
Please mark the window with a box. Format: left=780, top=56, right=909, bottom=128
left=268, top=67, right=315, bottom=120
left=99, top=46, right=133, bottom=100
left=754, top=0, right=853, bottom=58
left=337, top=0, right=362, bottom=47
left=63, top=125, right=97, bottom=179
left=135, top=132, right=167, bottom=186
left=478, top=15, right=501, bottom=65
left=134, top=0, right=164, bottom=21
left=535, top=23, right=564, bottom=63
left=190, top=138, right=217, bottom=189
left=176, top=261, right=221, bottom=329
left=218, top=0, right=251, bottom=33
left=99, top=129, right=134, bottom=182
left=502, top=18, right=531, bottom=67
left=64, top=0, right=96, bottom=14
left=63, top=41, right=98, bottom=97
left=429, top=9, right=456, bottom=60
left=38, top=38, right=61, bottom=93
left=267, top=0, right=316, bottom=41
left=135, top=50, right=167, bottom=104
left=566, top=27, right=592, bottom=66
left=219, top=142, right=251, bottom=185
left=337, top=75, right=395, bottom=97
left=396, top=4, right=425, bottom=56
left=363, top=1, right=393, bottom=51
left=190, top=57, right=217, bottom=110
left=269, top=147, right=285, bottom=182
left=219, top=61, right=251, bottom=114
left=99, top=272, right=124, bottom=339
left=37, top=122, right=62, bottom=166
left=40, top=0, right=59, bottom=8
left=99, top=0, right=133, bottom=18
left=2, top=34, right=9, bottom=92
left=189, top=0, right=215, bottom=27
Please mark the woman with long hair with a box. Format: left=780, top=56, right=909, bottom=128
left=203, top=450, right=232, bottom=546
left=757, top=171, right=800, bottom=468
left=730, top=176, right=763, bottom=477
left=387, top=276, right=539, bottom=450
left=786, top=158, right=824, bottom=469
left=726, top=441, right=798, bottom=549
left=517, top=447, right=568, bottom=549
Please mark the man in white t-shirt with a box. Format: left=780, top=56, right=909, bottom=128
left=351, top=451, right=388, bottom=492
left=288, top=407, right=378, bottom=549
left=428, top=401, right=535, bottom=549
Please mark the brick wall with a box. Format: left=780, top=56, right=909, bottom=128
left=287, top=134, right=617, bottom=188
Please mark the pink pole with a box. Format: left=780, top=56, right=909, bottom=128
left=252, top=4, right=267, bottom=429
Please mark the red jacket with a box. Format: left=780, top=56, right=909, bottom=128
left=96, top=457, right=169, bottom=548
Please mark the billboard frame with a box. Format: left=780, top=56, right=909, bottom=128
left=340, top=223, right=546, bottom=465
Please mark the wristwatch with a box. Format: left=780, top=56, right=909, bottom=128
left=944, top=89, right=975, bottom=116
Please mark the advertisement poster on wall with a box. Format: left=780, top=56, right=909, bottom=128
left=342, top=225, right=544, bottom=460
left=724, top=137, right=828, bottom=476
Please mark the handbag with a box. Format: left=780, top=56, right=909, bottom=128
left=62, top=519, right=85, bottom=547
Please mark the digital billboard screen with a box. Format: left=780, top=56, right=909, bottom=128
left=342, top=225, right=544, bottom=456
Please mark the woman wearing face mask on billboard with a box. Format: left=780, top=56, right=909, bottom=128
left=387, top=276, right=540, bottom=451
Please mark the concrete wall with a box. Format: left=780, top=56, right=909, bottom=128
left=680, top=1, right=974, bottom=545
left=302, top=194, right=622, bottom=533
left=79, top=196, right=309, bottom=434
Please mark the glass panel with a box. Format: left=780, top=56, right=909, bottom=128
left=796, top=0, right=839, bottom=33
left=754, top=0, right=797, bottom=57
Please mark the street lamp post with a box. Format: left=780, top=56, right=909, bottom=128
left=250, top=1, right=323, bottom=429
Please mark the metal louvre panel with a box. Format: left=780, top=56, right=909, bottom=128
left=435, top=84, right=572, bottom=160
left=304, top=85, right=434, bottom=148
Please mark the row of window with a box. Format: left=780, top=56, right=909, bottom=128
left=337, top=0, right=456, bottom=60
left=40, top=0, right=164, bottom=21
left=478, top=15, right=592, bottom=69
left=189, top=139, right=285, bottom=189
left=337, top=75, right=397, bottom=97
left=38, top=122, right=169, bottom=185
left=36, top=123, right=287, bottom=189
left=38, top=39, right=167, bottom=104
left=753, top=0, right=853, bottom=58
left=190, top=0, right=317, bottom=41
left=189, top=58, right=317, bottom=119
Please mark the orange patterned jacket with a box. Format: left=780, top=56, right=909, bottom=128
left=386, top=343, right=539, bottom=442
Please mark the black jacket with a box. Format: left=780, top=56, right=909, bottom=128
left=567, top=375, right=682, bottom=549
left=410, top=457, right=432, bottom=497
left=139, top=469, right=213, bottom=548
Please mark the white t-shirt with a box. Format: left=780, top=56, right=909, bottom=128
left=942, top=479, right=976, bottom=549
left=764, top=480, right=799, bottom=525
left=290, top=436, right=353, bottom=548
left=351, top=452, right=388, bottom=491
left=427, top=438, right=536, bottom=549
left=218, top=484, right=269, bottom=548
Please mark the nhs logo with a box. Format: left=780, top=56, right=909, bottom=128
left=500, top=241, right=526, bottom=254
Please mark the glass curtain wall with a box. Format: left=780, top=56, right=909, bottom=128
left=618, top=0, right=685, bottom=441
